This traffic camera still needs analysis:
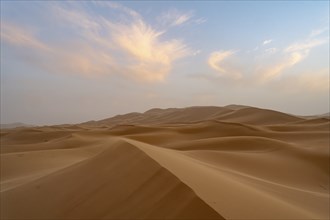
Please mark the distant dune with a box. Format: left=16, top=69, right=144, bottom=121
left=0, top=123, right=33, bottom=129
left=1, top=105, right=329, bottom=219
left=81, top=105, right=304, bottom=127
left=321, top=112, right=330, bottom=117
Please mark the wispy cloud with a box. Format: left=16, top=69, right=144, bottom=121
left=262, top=39, right=272, bottom=45
left=108, top=20, right=191, bottom=81
left=1, top=22, right=50, bottom=51
left=2, top=2, right=195, bottom=82
left=248, top=39, right=273, bottom=53
left=53, top=46, right=116, bottom=77
left=309, top=27, right=329, bottom=38
left=194, top=17, right=207, bottom=25
left=258, top=51, right=308, bottom=82
left=264, top=47, right=277, bottom=55
left=96, top=1, right=142, bottom=20
left=208, top=27, right=328, bottom=87
left=258, top=30, right=328, bottom=82
left=208, top=50, right=241, bottom=79
left=158, top=9, right=194, bottom=27
left=174, top=14, right=192, bottom=26
left=284, top=38, right=327, bottom=53
left=1, top=22, right=116, bottom=77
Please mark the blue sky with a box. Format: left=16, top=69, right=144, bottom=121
left=1, top=1, right=329, bottom=125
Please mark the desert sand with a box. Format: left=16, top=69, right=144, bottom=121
left=1, top=105, right=329, bottom=219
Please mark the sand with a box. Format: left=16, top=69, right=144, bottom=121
left=1, top=105, right=329, bottom=219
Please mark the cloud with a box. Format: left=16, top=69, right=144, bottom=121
left=258, top=34, right=328, bottom=82
left=192, top=50, right=201, bottom=55
left=57, top=4, right=193, bottom=82
left=284, top=38, right=328, bottom=53
left=194, top=18, right=207, bottom=25
left=174, top=14, right=192, bottom=26
left=248, top=39, right=273, bottom=53
left=1, top=22, right=50, bottom=51
left=309, top=27, right=329, bottom=38
left=111, top=20, right=189, bottom=63
left=51, top=46, right=116, bottom=77
left=208, top=50, right=241, bottom=79
left=104, top=19, right=191, bottom=81
left=2, top=2, right=194, bottom=82
left=262, top=39, right=272, bottom=45
left=54, top=5, right=100, bottom=32
left=107, top=19, right=191, bottom=81
left=159, top=9, right=194, bottom=27
left=209, top=26, right=328, bottom=85
left=1, top=23, right=115, bottom=77
left=258, top=51, right=308, bottom=82
left=205, top=26, right=329, bottom=87
left=95, top=1, right=141, bottom=20
left=264, top=47, right=277, bottom=54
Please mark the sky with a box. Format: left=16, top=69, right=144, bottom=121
left=1, top=1, right=329, bottom=125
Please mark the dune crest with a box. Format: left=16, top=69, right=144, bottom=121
left=1, top=105, right=329, bottom=219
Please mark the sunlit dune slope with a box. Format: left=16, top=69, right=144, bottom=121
left=1, top=138, right=223, bottom=219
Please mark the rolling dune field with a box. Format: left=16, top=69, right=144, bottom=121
left=1, top=106, right=329, bottom=220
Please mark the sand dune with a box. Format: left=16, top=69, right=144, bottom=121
left=0, top=123, right=34, bottom=129
left=1, top=105, right=329, bottom=219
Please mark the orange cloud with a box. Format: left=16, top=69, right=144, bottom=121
left=2, top=3, right=194, bottom=82
left=55, top=3, right=193, bottom=81
left=110, top=20, right=191, bottom=81
left=208, top=50, right=242, bottom=79
left=258, top=51, right=308, bottom=82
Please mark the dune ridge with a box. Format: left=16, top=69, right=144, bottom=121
left=1, top=105, right=329, bottom=219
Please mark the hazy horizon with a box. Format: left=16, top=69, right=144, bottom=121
left=1, top=1, right=329, bottom=125
left=1, top=104, right=329, bottom=127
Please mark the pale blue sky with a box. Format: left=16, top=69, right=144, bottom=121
left=1, top=1, right=329, bottom=125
